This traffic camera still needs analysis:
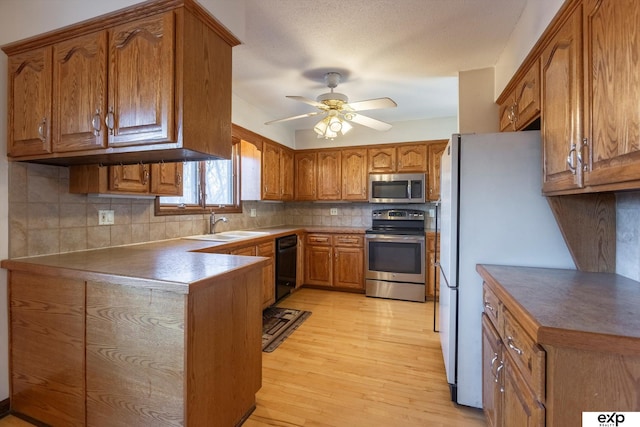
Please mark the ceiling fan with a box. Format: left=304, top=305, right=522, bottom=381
left=265, top=72, right=397, bottom=139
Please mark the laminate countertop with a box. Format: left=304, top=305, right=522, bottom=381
left=0, top=226, right=378, bottom=294
left=477, top=264, right=640, bottom=354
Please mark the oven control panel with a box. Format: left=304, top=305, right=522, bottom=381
left=372, top=209, right=425, bottom=220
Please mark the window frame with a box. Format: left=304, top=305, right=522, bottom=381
left=154, top=141, right=242, bottom=216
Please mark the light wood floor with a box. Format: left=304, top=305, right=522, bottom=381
left=0, top=288, right=485, bottom=427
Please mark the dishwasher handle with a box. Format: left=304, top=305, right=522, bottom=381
left=277, top=235, right=298, bottom=251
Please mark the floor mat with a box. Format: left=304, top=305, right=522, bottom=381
left=262, top=307, right=311, bottom=352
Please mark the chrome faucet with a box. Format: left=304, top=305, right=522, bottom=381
left=209, top=211, right=228, bottom=234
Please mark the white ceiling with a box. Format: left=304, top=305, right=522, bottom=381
left=231, top=0, right=528, bottom=133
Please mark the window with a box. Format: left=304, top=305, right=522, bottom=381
left=155, top=143, right=241, bottom=215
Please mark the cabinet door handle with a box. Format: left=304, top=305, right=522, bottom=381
left=495, top=362, right=504, bottom=392
left=92, top=109, right=101, bottom=136
left=105, top=107, right=115, bottom=135
left=506, top=336, right=523, bottom=355
left=37, top=117, right=47, bottom=143
left=176, top=171, right=182, bottom=186
left=566, top=143, right=577, bottom=174
left=142, top=165, right=149, bottom=185
left=483, top=300, right=495, bottom=314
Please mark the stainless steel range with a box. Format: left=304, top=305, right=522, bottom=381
left=365, top=209, right=426, bottom=302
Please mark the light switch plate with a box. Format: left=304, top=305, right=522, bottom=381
left=98, top=210, right=114, bottom=225
left=250, top=208, right=257, bottom=217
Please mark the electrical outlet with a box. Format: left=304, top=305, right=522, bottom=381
left=250, top=208, right=257, bottom=217
left=98, top=210, right=114, bottom=225
left=428, top=209, right=435, bottom=217
left=330, top=208, right=338, bottom=216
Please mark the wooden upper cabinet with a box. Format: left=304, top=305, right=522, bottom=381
left=281, top=148, right=294, bottom=200
left=498, top=59, right=541, bottom=132
left=262, top=141, right=281, bottom=200
left=3, top=2, right=239, bottom=165
left=7, top=47, right=53, bottom=157
left=52, top=31, right=108, bottom=152
left=295, top=152, right=317, bottom=200
left=341, top=148, right=368, bottom=201
left=110, top=164, right=151, bottom=193
left=427, top=141, right=447, bottom=201
left=514, top=59, right=541, bottom=130
left=368, top=143, right=427, bottom=173
left=260, top=140, right=294, bottom=201
left=69, top=162, right=182, bottom=196
left=317, top=150, right=342, bottom=200
left=541, top=3, right=583, bottom=195
left=108, top=12, right=174, bottom=146
left=150, top=162, right=183, bottom=195
left=397, top=143, right=427, bottom=172
left=368, top=146, right=396, bottom=172
left=582, top=0, right=640, bottom=189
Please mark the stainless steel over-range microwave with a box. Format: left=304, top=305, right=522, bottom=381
left=368, top=173, right=426, bottom=203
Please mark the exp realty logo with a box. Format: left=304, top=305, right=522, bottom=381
left=583, top=412, right=640, bottom=427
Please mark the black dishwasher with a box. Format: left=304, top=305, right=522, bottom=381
left=275, top=234, right=297, bottom=302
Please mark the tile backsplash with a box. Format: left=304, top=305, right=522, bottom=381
left=7, top=162, right=438, bottom=258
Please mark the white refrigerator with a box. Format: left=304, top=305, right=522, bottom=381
left=438, top=131, right=575, bottom=408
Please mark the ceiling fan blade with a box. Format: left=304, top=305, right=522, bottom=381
left=348, top=113, right=393, bottom=131
left=286, top=95, right=327, bottom=109
left=345, top=97, right=397, bottom=112
left=265, top=111, right=322, bottom=125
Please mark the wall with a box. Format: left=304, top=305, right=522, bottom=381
left=458, top=67, right=499, bottom=133
left=616, top=192, right=640, bottom=281
left=494, top=0, right=565, bottom=95
left=294, top=116, right=457, bottom=150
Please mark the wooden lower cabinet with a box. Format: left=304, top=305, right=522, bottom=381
left=7, top=268, right=262, bottom=426
left=304, top=233, right=364, bottom=290
left=426, top=232, right=440, bottom=299
left=257, top=241, right=276, bottom=308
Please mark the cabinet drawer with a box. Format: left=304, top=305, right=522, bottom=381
left=483, top=285, right=501, bottom=331
left=503, top=308, right=545, bottom=401
left=332, top=234, right=363, bottom=247
left=257, top=241, right=275, bottom=256
left=306, top=234, right=332, bottom=246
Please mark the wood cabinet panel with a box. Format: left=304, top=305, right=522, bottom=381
left=108, top=12, right=175, bottom=146
left=262, top=141, right=281, bottom=200
left=427, top=142, right=447, bottom=201
left=295, top=152, right=317, bottom=200
left=482, top=314, right=502, bottom=427
left=150, top=162, right=183, bottom=195
left=515, top=59, right=541, bottom=130
left=258, top=241, right=275, bottom=308
left=583, top=0, right=640, bottom=188
left=541, top=3, right=583, bottom=194
left=502, top=358, right=545, bottom=427
left=7, top=47, right=52, bottom=157
left=341, top=148, right=368, bottom=201
left=426, top=232, right=440, bottom=299
left=304, top=233, right=364, bottom=290
left=397, top=143, right=427, bottom=172
left=317, top=150, right=341, bottom=200
left=368, top=147, right=396, bottom=172
left=52, top=31, right=107, bottom=153
left=86, top=281, right=184, bottom=426
left=304, top=244, right=332, bottom=286
left=109, top=163, right=151, bottom=193
left=9, top=272, right=85, bottom=426
left=334, top=246, right=364, bottom=289
left=280, top=147, right=295, bottom=200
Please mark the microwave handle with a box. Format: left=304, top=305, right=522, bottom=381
left=407, top=181, right=412, bottom=197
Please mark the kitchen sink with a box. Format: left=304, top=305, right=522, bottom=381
left=182, top=230, right=270, bottom=242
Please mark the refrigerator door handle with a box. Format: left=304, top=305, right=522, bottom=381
left=439, top=266, right=458, bottom=290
